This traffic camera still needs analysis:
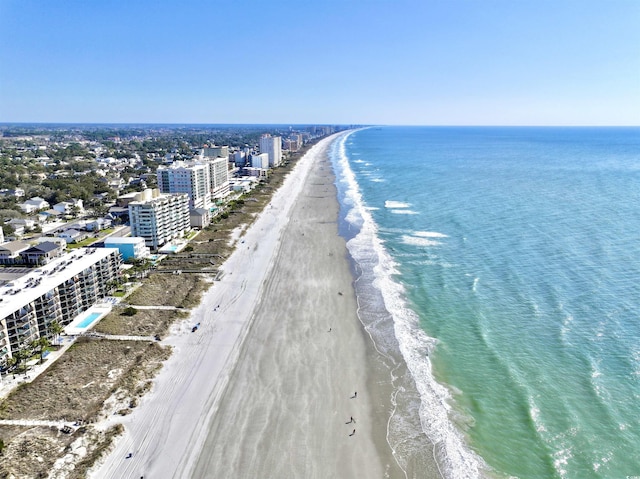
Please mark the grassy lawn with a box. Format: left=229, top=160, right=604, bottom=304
left=67, top=237, right=100, bottom=249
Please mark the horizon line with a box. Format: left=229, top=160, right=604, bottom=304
left=1, top=122, right=638, bottom=128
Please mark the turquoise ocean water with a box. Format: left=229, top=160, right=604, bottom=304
left=330, top=127, right=640, bottom=479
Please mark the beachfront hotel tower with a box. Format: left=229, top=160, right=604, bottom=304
left=206, top=157, right=230, bottom=201
left=128, top=189, right=190, bottom=249
left=200, top=147, right=231, bottom=201
left=259, top=134, right=282, bottom=167
left=0, top=248, right=122, bottom=365
left=157, top=162, right=212, bottom=210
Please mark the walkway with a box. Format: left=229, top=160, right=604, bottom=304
left=0, top=419, right=79, bottom=430
left=82, top=332, right=157, bottom=342
left=122, top=305, right=189, bottom=311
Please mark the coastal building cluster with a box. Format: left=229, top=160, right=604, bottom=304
left=0, top=124, right=342, bottom=377
left=0, top=248, right=122, bottom=364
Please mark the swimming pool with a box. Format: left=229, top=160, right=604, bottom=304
left=64, top=305, right=112, bottom=335
left=159, top=243, right=185, bottom=254
left=77, top=312, right=101, bottom=328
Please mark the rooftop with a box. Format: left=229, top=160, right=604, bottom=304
left=0, top=247, right=120, bottom=319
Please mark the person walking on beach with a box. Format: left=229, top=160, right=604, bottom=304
left=346, top=416, right=355, bottom=424
left=351, top=391, right=357, bottom=399
left=349, top=429, right=356, bottom=436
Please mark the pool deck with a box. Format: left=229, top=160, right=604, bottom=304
left=158, top=240, right=189, bottom=254
left=64, top=304, right=113, bottom=336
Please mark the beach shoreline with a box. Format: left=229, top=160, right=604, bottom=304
left=90, top=132, right=440, bottom=478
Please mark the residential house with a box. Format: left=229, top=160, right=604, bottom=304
left=19, top=197, right=50, bottom=214
left=0, top=188, right=25, bottom=198
left=189, top=207, right=210, bottom=229
left=53, top=199, right=84, bottom=216
left=57, top=229, right=89, bottom=244
left=7, top=218, right=36, bottom=231
left=39, top=209, right=64, bottom=222
left=84, top=218, right=112, bottom=232
left=0, top=241, right=31, bottom=265
left=18, top=241, right=64, bottom=265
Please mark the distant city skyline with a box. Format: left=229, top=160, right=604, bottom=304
left=1, top=0, right=638, bottom=126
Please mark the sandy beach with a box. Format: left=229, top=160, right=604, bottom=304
left=90, top=133, right=432, bottom=478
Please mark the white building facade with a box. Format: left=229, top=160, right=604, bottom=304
left=259, top=134, right=282, bottom=167
left=128, top=189, right=190, bottom=249
left=206, top=157, right=230, bottom=200
left=157, top=162, right=212, bottom=210
left=0, top=248, right=122, bottom=363
left=251, top=153, right=270, bottom=169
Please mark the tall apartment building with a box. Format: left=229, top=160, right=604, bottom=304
left=259, top=134, right=282, bottom=167
left=206, top=157, right=230, bottom=200
left=251, top=153, right=269, bottom=169
left=157, top=161, right=211, bottom=210
left=0, top=248, right=122, bottom=363
left=128, top=189, right=190, bottom=249
left=202, top=145, right=229, bottom=159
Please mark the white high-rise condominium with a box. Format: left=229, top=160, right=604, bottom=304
left=259, top=134, right=282, bottom=167
left=206, top=157, right=230, bottom=200
left=128, top=189, right=190, bottom=249
left=0, top=247, right=122, bottom=363
left=157, top=162, right=211, bottom=210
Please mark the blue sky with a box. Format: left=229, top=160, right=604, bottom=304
left=0, top=0, right=638, bottom=125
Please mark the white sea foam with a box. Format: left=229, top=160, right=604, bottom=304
left=528, top=396, right=547, bottom=433
left=385, top=200, right=411, bottom=209
left=401, top=235, right=443, bottom=247
left=553, top=447, right=572, bottom=479
left=414, top=231, right=449, bottom=238
left=371, top=178, right=386, bottom=183
left=334, top=132, right=487, bottom=479
left=592, top=451, right=612, bottom=473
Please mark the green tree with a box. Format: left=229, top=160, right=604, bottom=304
left=1, top=224, right=15, bottom=237
left=30, top=337, right=50, bottom=364
left=47, top=321, right=64, bottom=346
left=9, top=349, right=28, bottom=375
